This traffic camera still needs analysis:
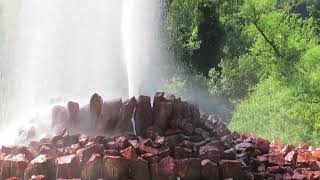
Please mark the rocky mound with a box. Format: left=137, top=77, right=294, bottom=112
left=1, top=92, right=320, bottom=179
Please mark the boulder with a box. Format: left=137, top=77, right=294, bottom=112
left=129, top=157, right=151, bottom=180
left=51, top=105, right=68, bottom=129
left=121, top=146, right=138, bottom=161
left=115, top=134, right=137, bottom=150
left=188, top=103, right=201, bottom=126
left=67, top=101, right=80, bottom=128
left=235, top=142, right=256, bottom=153
left=194, top=128, right=210, bottom=140
left=24, top=154, right=56, bottom=180
left=220, top=160, right=244, bottom=180
left=143, top=126, right=162, bottom=140
left=158, top=147, right=171, bottom=160
left=151, top=156, right=176, bottom=180
left=81, top=154, right=102, bottom=180
left=310, top=160, right=320, bottom=171
left=141, top=153, right=159, bottom=163
left=2, top=154, right=29, bottom=179
left=56, top=154, right=80, bottom=179
left=201, top=159, right=219, bottom=180
left=102, top=155, right=129, bottom=180
left=175, top=158, right=201, bottom=180
left=39, top=145, right=57, bottom=157
left=152, top=92, right=165, bottom=118
left=76, top=144, right=103, bottom=165
left=174, top=147, right=192, bottom=159
left=182, top=122, right=194, bottom=136
left=117, top=97, right=137, bottom=133
left=104, top=149, right=120, bottom=156
left=11, top=146, right=34, bottom=162
left=89, top=93, right=103, bottom=118
left=268, top=153, right=285, bottom=166
left=152, top=92, right=173, bottom=131
left=98, top=98, right=122, bottom=133
left=134, top=95, right=153, bottom=136
left=199, top=144, right=221, bottom=163
left=285, top=151, right=298, bottom=165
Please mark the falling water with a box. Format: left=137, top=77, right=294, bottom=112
left=122, top=0, right=167, bottom=135
left=0, top=0, right=168, bottom=144
left=121, top=0, right=165, bottom=98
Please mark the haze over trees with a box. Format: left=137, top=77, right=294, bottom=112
left=166, top=0, right=320, bottom=145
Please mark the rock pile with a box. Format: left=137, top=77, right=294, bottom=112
left=1, top=92, right=320, bottom=179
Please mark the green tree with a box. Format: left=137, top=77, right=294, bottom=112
left=167, top=0, right=224, bottom=73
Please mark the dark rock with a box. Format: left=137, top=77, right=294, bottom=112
left=199, top=144, right=221, bottom=163
left=214, top=121, right=231, bottom=137
left=24, top=154, right=56, bottom=180
left=117, top=97, right=137, bottom=133
left=104, top=141, right=119, bottom=150
left=67, top=101, right=80, bottom=128
left=152, top=92, right=175, bottom=131
left=143, top=126, right=162, bottom=140
left=134, top=95, right=153, bottom=135
left=151, top=156, right=176, bottom=180
left=76, top=144, right=103, bottom=165
left=121, top=146, right=138, bottom=161
left=292, top=173, right=308, bottom=180
left=89, top=93, right=103, bottom=119
left=39, top=145, right=57, bottom=157
left=175, top=158, right=201, bottom=180
left=141, top=153, right=159, bottom=163
left=164, top=129, right=183, bottom=136
left=129, top=157, right=151, bottom=180
left=268, top=153, right=285, bottom=166
left=104, top=149, right=120, bottom=156
left=235, top=142, right=256, bottom=153
left=1, top=147, right=13, bottom=156
left=98, top=98, right=122, bottom=133
left=56, top=154, right=80, bottom=179
left=182, top=122, right=194, bottom=136
left=102, top=155, right=129, bottom=180
left=266, top=166, right=287, bottom=174
left=223, top=148, right=237, bottom=160
left=2, top=154, right=29, bottom=179
left=310, top=160, right=320, bottom=171
left=115, top=134, right=137, bottom=150
left=51, top=105, right=68, bottom=129
left=201, top=159, right=219, bottom=180
left=280, top=144, right=294, bottom=157
left=188, top=103, right=200, bottom=126
left=285, top=151, right=298, bottom=165
left=220, top=160, right=244, bottom=180
left=81, top=154, right=102, bottom=180
left=194, top=128, right=210, bottom=140
left=78, top=134, right=88, bottom=145
left=158, top=146, right=171, bottom=160
left=12, top=146, right=34, bottom=162
left=253, top=137, right=270, bottom=154
left=174, top=147, right=192, bottom=159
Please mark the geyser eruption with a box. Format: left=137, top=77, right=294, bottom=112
left=0, top=0, right=168, bottom=144
left=121, top=0, right=167, bottom=135
left=122, top=0, right=165, bottom=98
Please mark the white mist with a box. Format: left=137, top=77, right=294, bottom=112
left=0, top=0, right=168, bottom=145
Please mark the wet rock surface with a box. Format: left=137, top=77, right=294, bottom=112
left=3, top=92, right=320, bottom=179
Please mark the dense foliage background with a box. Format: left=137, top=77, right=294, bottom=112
left=165, top=0, right=320, bottom=145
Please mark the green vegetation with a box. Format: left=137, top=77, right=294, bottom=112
left=166, top=0, right=320, bottom=145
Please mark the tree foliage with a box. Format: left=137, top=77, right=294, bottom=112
left=166, top=0, right=320, bottom=144
left=167, top=0, right=224, bottom=73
